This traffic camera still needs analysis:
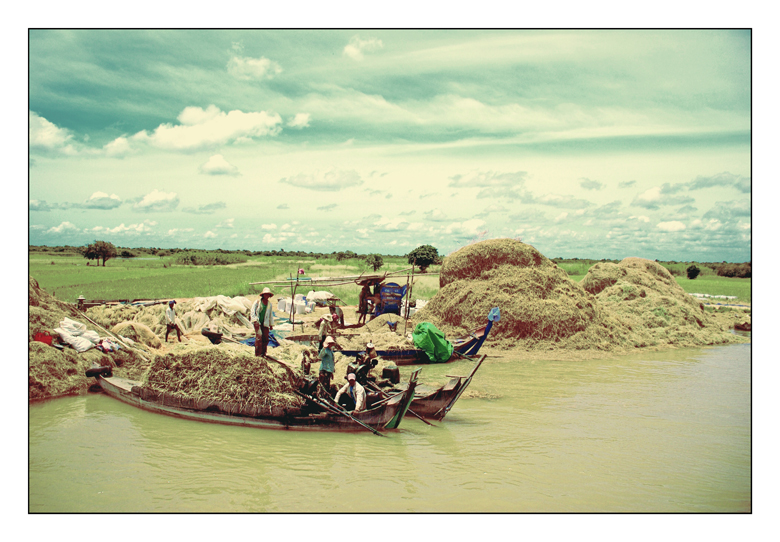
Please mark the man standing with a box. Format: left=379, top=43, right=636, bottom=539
left=166, top=300, right=183, bottom=342
left=251, top=287, right=275, bottom=357
left=335, top=373, right=366, bottom=412
left=318, top=314, right=335, bottom=352
left=318, top=336, right=339, bottom=395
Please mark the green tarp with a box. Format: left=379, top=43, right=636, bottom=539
left=412, top=322, right=454, bottom=363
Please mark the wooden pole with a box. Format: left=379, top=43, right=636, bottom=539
left=403, top=259, right=415, bottom=336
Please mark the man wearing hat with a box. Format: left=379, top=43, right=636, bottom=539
left=251, top=288, right=275, bottom=357
left=328, top=300, right=344, bottom=328
left=318, top=313, right=336, bottom=352
left=318, top=335, right=339, bottom=394
left=335, top=372, right=366, bottom=412
left=166, top=300, right=183, bottom=342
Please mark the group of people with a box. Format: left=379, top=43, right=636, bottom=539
left=165, top=287, right=378, bottom=414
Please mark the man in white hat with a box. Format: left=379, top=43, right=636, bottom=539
left=251, top=288, right=275, bottom=356
left=318, top=313, right=335, bottom=352
left=335, top=372, right=366, bottom=412
left=166, top=300, right=183, bottom=342
left=318, top=335, right=340, bottom=393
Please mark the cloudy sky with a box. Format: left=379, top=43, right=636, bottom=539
left=28, top=29, right=751, bottom=261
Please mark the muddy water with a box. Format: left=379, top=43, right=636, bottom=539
left=29, top=344, right=750, bottom=512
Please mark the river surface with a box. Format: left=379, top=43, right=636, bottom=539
left=29, top=343, right=751, bottom=512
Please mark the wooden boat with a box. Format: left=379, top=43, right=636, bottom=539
left=90, top=368, right=420, bottom=433
left=370, top=354, right=486, bottom=420
left=337, top=307, right=500, bottom=365
left=734, top=322, right=751, bottom=332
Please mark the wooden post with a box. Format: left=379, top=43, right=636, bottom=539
left=403, top=258, right=415, bottom=336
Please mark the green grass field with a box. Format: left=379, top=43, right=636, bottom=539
left=29, top=253, right=439, bottom=305
left=30, top=252, right=749, bottom=306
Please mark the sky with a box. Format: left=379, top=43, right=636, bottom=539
left=28, top=29, right=752, bottom=261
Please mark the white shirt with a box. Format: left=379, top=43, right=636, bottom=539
left=250, top=298, right=274, bottom=327
left=166, top=306, right=176, bottom=325
left=335, top=381, right=366, bottom=412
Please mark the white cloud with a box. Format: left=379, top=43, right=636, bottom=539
left=168, top=228, right=194, bottom=235
left=632, top=186, right=694, bottom=210
left=134, top=189, right=179, bottom=212
left=343, top=35, right=384, bottom=60
left=628, top=215, right=650, bottom=222
left=262, top=233, right=279, bottom=243
left=104, top=222, right=153, bottom=234
left=280, top=169, right=363, bottom=191
left=103, top=136, right=132, bottom=157
left=46, top=221, right=79, bottom=234
left=287, top=113, right=310, bottom=129
left=199, top=154, right=240, bottom=176
left=373, top=217, right=410, bottom=232
left=261, top=223, right=277, bottom=230
left=227, top=55, right=282, bottom=80
left=29, top=111, right=76, bottom=154
left=132, top=105, right=282, bottom=152
left=657, top=221, right=686, bottom=232
left=554, top=212, right=569, bottom=222
left=84, top=192, right=122, bottom=209
left=216, top=218, right=234, bottom=229
left=449, top=170, right=527, bottom=188
left=204, top=231, right=218, bottom=238
left=444, top=219, right=487, bottom=237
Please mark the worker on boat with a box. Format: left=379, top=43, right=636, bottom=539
left=357, top=283, right=371, bottom=325
left=165, top=300, right=183, bottom=342
left=351, top=341, right=379, bottom=386
left=318, top=336, right=340, bottom=395
left=318, top=314, right=336, bottom=351
left=328, top=302, right=345, bottom=328
left=335, top=372, right=366, bottom=412
left=251, top=288, right=275, bottom=357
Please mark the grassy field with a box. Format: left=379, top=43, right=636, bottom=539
left=30, top=252, right=749, bottom=306
left=29, top=253, right=441, bottom=305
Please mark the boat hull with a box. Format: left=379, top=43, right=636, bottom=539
left=97, top=376, right=413, bottom=432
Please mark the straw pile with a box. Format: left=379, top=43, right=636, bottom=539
left=136, top=345, right=305, bottom=414
left=111, top=321, right=162, bottom=349
left=414, top=239, right=630, bottom=350
left=412, top=239, right=743, bottom=351
left=580, top=258, right=737, bottom=347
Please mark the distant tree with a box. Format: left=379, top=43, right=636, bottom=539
left=407, top=244, right=439, bottom=272
left=83, top=240, right=117, bottom=267
left=119, top=250, right=135, bottom=258
left=157, top=250, right=171, bottom=259
left=365, top=254, right=384, bottom=272
left=686, top=264, right=701, bottom=280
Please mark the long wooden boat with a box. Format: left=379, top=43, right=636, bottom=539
left=91, top=369, right=419, bottom=433
left=373, top=354, right=486, bottom=420
left=337, top=307, right=500, bottom=365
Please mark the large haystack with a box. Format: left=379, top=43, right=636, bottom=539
left=137, top=346, right=305, bottom=414
left=580, top=258, right=736, bottom=347
left=414, top=239, right=631, bottom=350
left=29, top=276, right=148, bottom=401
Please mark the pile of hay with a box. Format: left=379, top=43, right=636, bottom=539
left=86, top=297, right=254, bottom=341
left=414, top=239, right=631, bottom=350
left=137, top=346, right=305, bottom=414
left=580, top=258, right=737, bottom=347
left=112, top=321, right=162, bottom=349
left=29, top=276, right=147, bottom=401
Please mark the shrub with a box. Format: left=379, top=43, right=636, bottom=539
left=686, top=265, right=701, bottom=280
left=717, top=262, right=751, bottom=278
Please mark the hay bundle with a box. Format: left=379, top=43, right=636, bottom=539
left=439, top=238, right=551, bottom=287
left=139, top=346, right=305, bottom=413
left=365, top=313, right=405, bottom=333
left=112, top=321, right=162, bottom=349
left=415, top=239, right=621, bottom=347
left=133, top=304, right=168, bottom=335
left=85, top=304, right=143, bottom=330
left=582, top=257, right=735, bottom=347
left=28, top=341, right=91, bottom=400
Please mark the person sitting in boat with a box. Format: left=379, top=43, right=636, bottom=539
left=328, top=302, right=345, bottom=328
left=318, top=314, right=336, bottom=351
left=165, top=300, right=183, bottom=343
left=335, top=373, right=366, bottom=412
left=317, top=336, right=340, bottom=395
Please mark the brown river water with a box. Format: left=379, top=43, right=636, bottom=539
left=29, top=343, right=750, bottom=512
